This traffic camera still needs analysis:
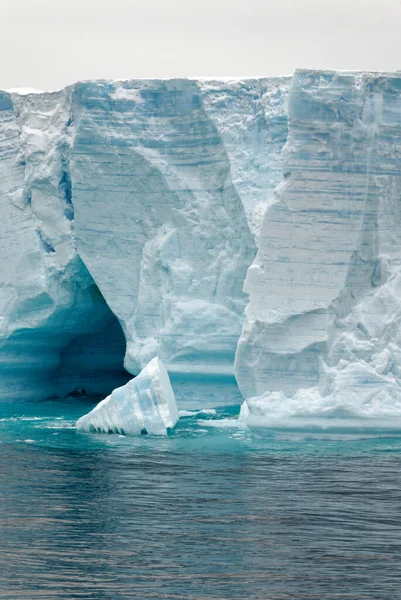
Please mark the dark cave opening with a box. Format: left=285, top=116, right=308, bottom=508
left=48, top=285, right=132, bottom=400
left=0, top=266, right=134, bottom=402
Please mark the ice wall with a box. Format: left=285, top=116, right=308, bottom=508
left=5, top=70, right=401, bottom=416
left=0, top=88, right=130, bottom=401
left=0, top=77, right=288, bottom=404
left=236, top=70, right=401, bottom=425
left=70, top=80, right=256, bottom=404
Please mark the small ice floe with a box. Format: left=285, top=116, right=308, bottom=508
left=196, top=418, right=243, bottom=429
left=76, top=357, right=179, bottom=436
left=179, top=408, right=217, bottom=417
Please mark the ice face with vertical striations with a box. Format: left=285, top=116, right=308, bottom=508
left=76, top=357, right=179, bottom=436
left=236, top=70, right=401, bottom=429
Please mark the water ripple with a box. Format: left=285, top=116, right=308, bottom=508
left=0, top=401, right=401, bottom=599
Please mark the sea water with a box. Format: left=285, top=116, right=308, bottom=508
left=1, top=399, right=401, bottom=600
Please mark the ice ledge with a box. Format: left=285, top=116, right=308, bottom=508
left=3, top=75, right=293, bottom=96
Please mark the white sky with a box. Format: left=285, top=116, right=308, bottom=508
left=2, top=0, right=401, bottom=90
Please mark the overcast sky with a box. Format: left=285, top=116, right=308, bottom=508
left=2, top=0, right=401, bottom=90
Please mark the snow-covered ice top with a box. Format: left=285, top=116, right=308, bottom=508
left=76, top=357, right=179, bottom=436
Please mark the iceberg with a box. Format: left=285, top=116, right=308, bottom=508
left=3, top=71, right=401, bottom=424
left=76, top=357, right=179, bottom=436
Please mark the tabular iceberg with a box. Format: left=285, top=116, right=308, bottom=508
left=76, top=357, right=179, bottom=436
left=3, top=71, right=401, bottom=425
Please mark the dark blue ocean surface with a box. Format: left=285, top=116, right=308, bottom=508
left=1, top=399, right=401, bottom=600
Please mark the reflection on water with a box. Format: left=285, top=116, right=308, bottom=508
left=1, top=400, right=401, bottom=599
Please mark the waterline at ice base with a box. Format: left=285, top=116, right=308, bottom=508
left=2, top=70, right=401, bottom=433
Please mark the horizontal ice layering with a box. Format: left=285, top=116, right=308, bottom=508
left=76, top=357, right=179, bottom=436
left=0, top=77, right=288, bottom=405
left=236, top=70, right=401, bottom=427
left=0, top=88, right=131, bottom=401
left=3, top=70, right=401, bottom=423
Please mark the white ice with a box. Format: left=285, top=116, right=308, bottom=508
left=3, top=72, right=401, bottom=424
left=76, top=357, right=179, bottom=436
left=235, top=70, right=401, bottom=429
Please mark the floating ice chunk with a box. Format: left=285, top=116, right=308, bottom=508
left=196, top=418, right=242, bottom=429
left=76, top=357, right=179, bottom=436
left=237, top=401, right=250, bottom=427
left=178, top=408, right=217, bottom=417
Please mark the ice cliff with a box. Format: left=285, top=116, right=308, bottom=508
left=0, top=77, right=288, bottom=404
left=236, top=70, right=401, bottom=427
left=3, top=70, right=401, bottom=423
left=0, top=88, right=131, bottom=401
